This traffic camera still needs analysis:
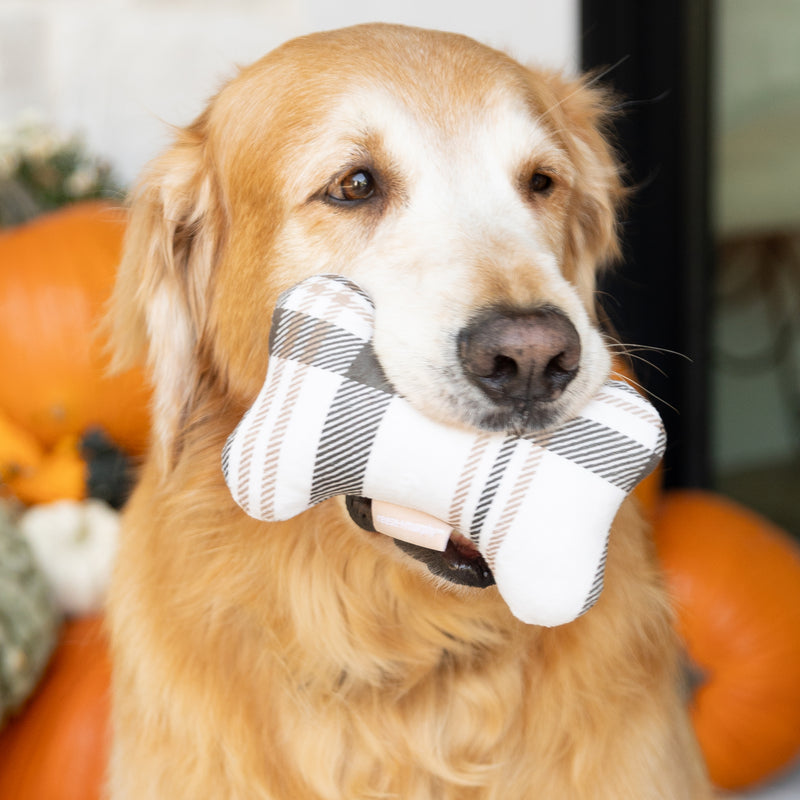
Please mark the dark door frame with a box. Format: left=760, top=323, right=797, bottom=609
left=580, top=1, right=713, bottom=488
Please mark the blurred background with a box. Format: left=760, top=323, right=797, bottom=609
left=0, top=0, right=577, bottom=187
left=2, top=0, right=796, bottom=534
left=0, top=1, right=798, bottom=797
left=581, top=1, right=799, bottom=545
left=711, top=2, right=799, bottom=542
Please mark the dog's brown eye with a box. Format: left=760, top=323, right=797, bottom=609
left=330, top=169, right=376, bottom=203
left=529, top=171, right=554, bottom=195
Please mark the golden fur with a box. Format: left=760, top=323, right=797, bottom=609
left=107, top=23, right=712, bottom=798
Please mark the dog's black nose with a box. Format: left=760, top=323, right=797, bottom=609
left=458, top=308, right=581, bottom=406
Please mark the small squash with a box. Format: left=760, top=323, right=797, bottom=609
left=0, top=615, right=111, bottom=800
left=0, top=407, right=43, bottom=484
left=6, top=435, right=86, bottom=505
left=0, top=503, right=60, bottom=726
left=20, top=499, right=119, bottom=616
left=0, top=201, right=151, bottom=454
left=653, top=490, right=800, bottom=790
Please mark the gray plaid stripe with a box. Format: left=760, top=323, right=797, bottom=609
left=531, top=418, right=654, bottom=491
left=578, top=538, right=609, bottom=617
left=344, top=341, right=395, bottom=393
left=605, top=452, right=659, bottom=493
left=614, top=381, right=641, bottom=400
left=221, top=436, right=232, bottom=479
left=310, top=380, right=393, bottom=505
left=469, top=437, right=518, bottom=544
left=270, top=307, right=367, bottom=374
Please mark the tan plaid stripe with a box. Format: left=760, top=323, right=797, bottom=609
left=448, top=433, right=492, bottom=530
left=258, top=361, right=310, bottom=519
left=596, top=383, right=662, bottom=429
left=325, top=280, right=375, bottom=327
left=483, top=442, right=546, bottom=571
left=235, top=359, right=286, bottom=510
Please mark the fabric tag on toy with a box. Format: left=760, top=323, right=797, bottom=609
left=222, top=274, right=666, bottom=626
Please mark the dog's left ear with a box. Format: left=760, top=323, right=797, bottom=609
left=109, top=113, right=225, bottom=470
left=534, top=71, right=626, bottom=310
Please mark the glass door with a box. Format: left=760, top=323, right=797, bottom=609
left=712, top=0, right=800, bottom=537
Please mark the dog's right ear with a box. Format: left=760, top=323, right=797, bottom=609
left=109, top=113, right=223, bottom=471
left=530, top=70, right=626, bottom=313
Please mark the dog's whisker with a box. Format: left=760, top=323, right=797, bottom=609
left=604, top=340, right=678, bottom=380
left=603, top=336, right=693, bottom=364
left=618, top=352, right=670, bottom=379
left=613, top=343, right=691, bottom=361
left=535, top=56, right=631, bottom=125
left=609, top=91, right=671, bottom=113
left=609, top=369, right=679, bottom=414
left=604, top=346, right=669, bottom=379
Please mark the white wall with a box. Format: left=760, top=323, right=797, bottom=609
left=0, top=0, right=578, bottom=185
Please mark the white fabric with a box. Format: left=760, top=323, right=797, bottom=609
left=222, top=275, right=666, bottom=626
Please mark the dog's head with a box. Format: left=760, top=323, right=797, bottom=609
left=112, top=22, right=623, bottom=507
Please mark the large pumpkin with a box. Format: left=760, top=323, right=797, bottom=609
left=0, top=615, right=111, bottom=800
left=653, top=490, right=800, bottom=790
left=0, top=202, right=150, bottom=454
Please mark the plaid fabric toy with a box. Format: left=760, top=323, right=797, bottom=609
left=222, top=275, right=666, bottom=626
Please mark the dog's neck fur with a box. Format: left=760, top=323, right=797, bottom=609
left=109, top=403, right=709, bottom=798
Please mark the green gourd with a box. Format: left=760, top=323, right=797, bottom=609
left=0, top=502, right=60, bottom=726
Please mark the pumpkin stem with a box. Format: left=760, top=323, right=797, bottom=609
left=682, top=653, right=709, bottom=703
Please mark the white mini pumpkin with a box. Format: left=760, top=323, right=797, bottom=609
left=19, top=499, right=119, bottom=616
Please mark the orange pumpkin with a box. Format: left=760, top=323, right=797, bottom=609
left=632, top=460, right=662, bottom=521
left=0, top=615, right=111, bottom=800
left=0, top=202, right=151, bottom=454
left=653, top=490, right=800, bottom=790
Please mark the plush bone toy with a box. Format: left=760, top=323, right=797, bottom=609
left=222, top=274, right=665, bottom=626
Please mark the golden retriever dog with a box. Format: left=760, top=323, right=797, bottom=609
left=107, top=23, right=712, bottom=799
